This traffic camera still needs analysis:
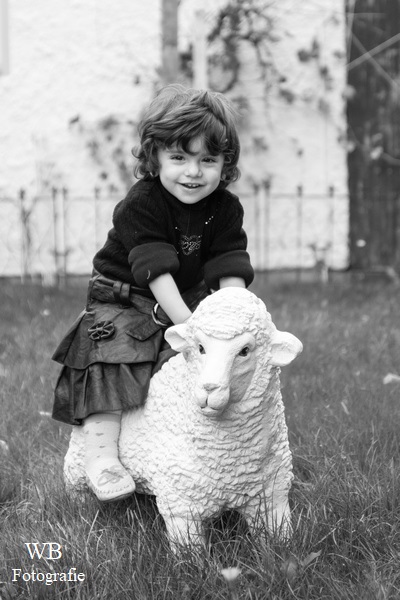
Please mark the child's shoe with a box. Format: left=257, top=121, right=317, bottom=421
left=86, top=459, right=135, bottom=502
left=84, top=412, right=135, bottom=502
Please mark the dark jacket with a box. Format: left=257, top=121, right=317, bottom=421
left=93, top=177, right=254, bottom=293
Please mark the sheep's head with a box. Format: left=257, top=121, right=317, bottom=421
left=165, top=288, right=302, bottom=418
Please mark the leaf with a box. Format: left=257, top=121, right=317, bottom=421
left=281, top=555, right=298, bottom=585
left=220, top=567, right=241, bottom=583
left=383, top=373, right=400, bottom=385
left=301, top=550, right=322, bottom=569
left=341, top=400, right=350, bottom=415
left=0, top=439, right=10, bottom=455
left=38, top=411, right=52, bottom=418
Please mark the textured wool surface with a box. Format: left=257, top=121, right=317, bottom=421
left=64, top=288, right=302, bottom=545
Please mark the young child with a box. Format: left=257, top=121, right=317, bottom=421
left=52, top=84, right=254, bottom=502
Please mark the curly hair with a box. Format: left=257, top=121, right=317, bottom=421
left=133, top=85, right=240, bottom=186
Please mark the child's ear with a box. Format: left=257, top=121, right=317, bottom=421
left=149, top=164, right=158, bottom=178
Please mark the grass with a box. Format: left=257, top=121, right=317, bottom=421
left=1, top=274, right=400, bottom=599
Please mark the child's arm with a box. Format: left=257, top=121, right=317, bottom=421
left=149, top=273, right=192, bottom=324
left=219, top=277, right=246, bottom=289
left=149, top=274, right=246, bottom=325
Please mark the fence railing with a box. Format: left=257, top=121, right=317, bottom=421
left=0, top=186, right=349, bottom=282
left=241, top=184, right=349, bottom=272
left=0, top=188, right=117, bottom=282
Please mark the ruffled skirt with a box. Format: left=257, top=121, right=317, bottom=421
left=52, top=278, right=208, bottom=425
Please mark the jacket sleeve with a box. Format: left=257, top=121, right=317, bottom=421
left=203, top=193, right=254, bottom=289
left=113, top=187, right=179, bottom=286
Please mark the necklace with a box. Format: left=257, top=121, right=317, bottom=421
left=176, top=210, right=202, bottom=256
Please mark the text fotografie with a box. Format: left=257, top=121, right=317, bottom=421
left=11, top=567, right=85, bottom=586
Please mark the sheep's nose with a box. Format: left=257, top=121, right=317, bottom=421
left=202, top=382, right=219, bottom=392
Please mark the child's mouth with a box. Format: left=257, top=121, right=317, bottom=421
left=181, top=183, right=202, bottom=189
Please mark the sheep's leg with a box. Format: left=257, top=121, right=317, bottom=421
left=161, top=510, right=205, bottom=548
left=241, top=492, right=292, bottom=540
left=269, top=495, right=292, bottom=539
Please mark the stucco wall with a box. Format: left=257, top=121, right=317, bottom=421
left=0, top=0, right=349, bottom=276
left=179, top=0, right=349, bottom=270
left=0, top=0, right=160, bottom=198
left=0, top=0, right=161, bottom=276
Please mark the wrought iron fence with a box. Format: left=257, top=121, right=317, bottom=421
left=241, top=184, right=348, bottom=272
left=0, top=186, right=349, bottom=282
left=0, top=188, right=117, bottom=282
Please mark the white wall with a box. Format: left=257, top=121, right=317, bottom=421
left=0, top=0, right=160, bottom=198
left=179, top=0, right=349, bottom=270
left=0, top=0, right=349, bottom=276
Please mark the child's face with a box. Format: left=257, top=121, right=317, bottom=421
left=157, top=136, right=225, bottom=204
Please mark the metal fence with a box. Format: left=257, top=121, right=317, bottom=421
left=0, top=188, right=117, bottom=282
left=241, top=184, right=348, bottom=272
left=0, top=186, right=349, bottom=282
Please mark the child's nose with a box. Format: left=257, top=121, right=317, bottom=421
left=185, top=161, right=202, bottom=177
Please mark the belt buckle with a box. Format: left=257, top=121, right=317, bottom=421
left=152, top=303, right=171, bottom=328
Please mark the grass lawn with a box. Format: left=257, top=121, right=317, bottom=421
left=0, top=275, right=399, bottom=599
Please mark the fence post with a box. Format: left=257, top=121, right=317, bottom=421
left=328, top=185, right=335, bottom=270
left=263, top=179, right=271, bottom=271
left=94, top=186, right=100, bottom=251
left=256, top=181, right=268, bottom=270
left=19, top=188, right=30, bottom=283
left=296, top=185, right=303, bottom=279
left=252, top=181, right=261, bottom=269
left=52, top=187, right=61, bottom=286
left=61, top=187, right=68, bottom=287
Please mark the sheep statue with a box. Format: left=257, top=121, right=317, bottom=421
left=63, top=287, right=303, bottom=547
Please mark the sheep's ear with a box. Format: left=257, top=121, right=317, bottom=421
left=269, top=331, right=303, bottom=367
left=164, top=323, right=191, bottom=352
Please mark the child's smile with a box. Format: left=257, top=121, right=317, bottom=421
left=157, top=137, right=225, bottom=204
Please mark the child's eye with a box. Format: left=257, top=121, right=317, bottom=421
left=202, top=157, right=218, bottom=163
left=170, top=155, right=184, bottom=161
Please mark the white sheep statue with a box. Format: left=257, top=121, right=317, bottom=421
left=63, top=287, right=303, bottom=547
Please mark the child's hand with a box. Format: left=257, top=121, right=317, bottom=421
left=219, top=277, right=246, bottom=289
left=149, top=273, right=192, bottom=324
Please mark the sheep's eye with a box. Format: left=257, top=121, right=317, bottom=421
left=199, top=344, right=205, bottom=354
left=238, top=346, right=250, bottom=357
